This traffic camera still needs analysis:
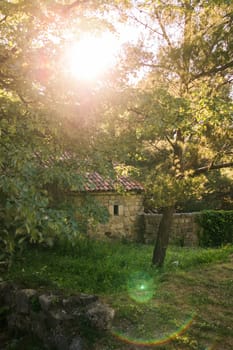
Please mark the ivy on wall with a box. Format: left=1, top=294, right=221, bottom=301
left=197, top=210, right=233, bottom=247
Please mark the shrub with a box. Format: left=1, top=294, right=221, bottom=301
left=197, top=210, right=233, bottom=247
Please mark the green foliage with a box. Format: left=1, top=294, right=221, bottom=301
left=4, top=240, right=233, bottom=295
left=106, top=0, right=233, bottom=267
left=2, top=241, right=233, bottom=349
left=176, top=170, right=233, bottom=211
left=197, top=210, right=233, bottom=247
left=0, top=0, right=116, bottom=264
left=30, top=295, right=41, bottom=313
left=14, top=240, right=154, bottom=295
left=166, top=245, right=233, bottom=270
left=110, top=0, right=233, bottom=208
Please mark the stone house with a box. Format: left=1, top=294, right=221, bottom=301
left=71, top=173, right=200, bottom=245
left=75, top=172, right=144, bottom=240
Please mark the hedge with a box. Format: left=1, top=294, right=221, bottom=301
left=197, top=210, right=233, bottom=247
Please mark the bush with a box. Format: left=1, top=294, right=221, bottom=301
left=197, top=210, right=233, bottom=247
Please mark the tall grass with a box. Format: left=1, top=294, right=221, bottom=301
left=165, top=244, right=233, bottom=270
left=4, top=239, right=233, bottom=296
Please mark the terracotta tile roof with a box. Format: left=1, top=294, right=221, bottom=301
left=83, top=172, right=144, bottom=192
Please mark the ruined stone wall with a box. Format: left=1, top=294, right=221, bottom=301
left=142, top=212, right=200, bottom=246
left=0, top=282, right=114, bottom=350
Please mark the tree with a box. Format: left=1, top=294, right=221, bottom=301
left=0, top=0, right=116, bottom=261
left=108, top=0, right=233, bottom=266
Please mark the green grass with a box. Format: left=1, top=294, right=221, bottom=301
left=2, top=240, right=233, bottom=350
left=5, top=240, right=156, bottom=294
left=4, top=241, right=233, bottom=295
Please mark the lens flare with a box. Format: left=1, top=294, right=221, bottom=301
left=112, top=312, right=196, bottom=347
left=116, top=271, right=197, bottom=347
left=127, top=271, right=155, bottom=303
left=64, top=33, right=120, bottom=81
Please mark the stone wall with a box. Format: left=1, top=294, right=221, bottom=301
left=96, top=193, right=144, bottom=240
left=0, top=282, right=114, bottom=350
left=74, top=192, right=144, bottom=240
left=141, top=212, right=200, bottom=246
left=71, top=192, right=200, bottom=245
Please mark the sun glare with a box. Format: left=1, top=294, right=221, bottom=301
left=65, top=33, right=121, bottom=81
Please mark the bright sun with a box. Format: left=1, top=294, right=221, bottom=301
left=65, top=33, right=121, bottom=81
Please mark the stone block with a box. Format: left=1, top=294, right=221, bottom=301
left=62, top=294, right=98, bottom=309
left=15, top=289, right=37, bottom=314
left=86, top=302, right=115, bottom=330
left=69, top=336, right=84, bottom=350
left=2, top=283, right=116, bottom=350
left=52, top=331, right=69, bottom=350
left=39, top=294, right=57, bottom=312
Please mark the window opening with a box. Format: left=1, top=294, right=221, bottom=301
left=113, top=204, right=119, bottom=216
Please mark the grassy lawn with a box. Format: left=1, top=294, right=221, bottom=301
left=2, top=240, right=233, bottom=350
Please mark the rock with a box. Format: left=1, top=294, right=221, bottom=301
left=0, top=281, right=15, bottom=305
left=52, top=332, right=69, bottom=350
left=62, top=294, right=98, bottom=309
left=15, top=289, right=37, bottom=314
left=46, top=309, right=72, bottom=328
left=39, top=294, right=57, bottom=311
left=86, top=302, right=115, bottom=330
left=79, top=294, right=98, bottom=306
left=69, top=336, right=83, bottom=350
left=1, top=283, right=115, bottom=349
left=7, top=313, right=31, bottom=333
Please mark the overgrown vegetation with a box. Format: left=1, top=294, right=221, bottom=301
left=0, top=0, right=114, bottom=268
left=1, top=1, right=233, bottom=347
left=1, top=0, right=232, bottom=271
left=197, top=210, right=233, bottom=247
left=3, top=240, right=233, bottom=294
left=2, top=241, right=233, bottom=349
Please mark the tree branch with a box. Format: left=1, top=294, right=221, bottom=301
left=192, top=162, right=233, bottom=176
left=148, top=140, right=163, bottom=152
left=140, top=62, right=173, bottom=71
left=127, top=107, right=147, bottom=121
left=165, top=135, right=175, bottom=149
left=191, top=60, right=233, bottom=81
left=128, top=11, right=163, bottom=37
left=0, top=15, right=8, bottom=24
left=154, top=8, right=173, bottom=49
left=215, top=77, right=233, bottom=91
left=17, top=93, right=34, bottom=105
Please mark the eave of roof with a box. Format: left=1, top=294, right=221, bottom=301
left=82, top=172, right=144, bottom=193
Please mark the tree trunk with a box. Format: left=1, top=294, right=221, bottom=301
left=152, top=206, right=175, bottom=267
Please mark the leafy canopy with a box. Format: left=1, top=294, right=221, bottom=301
left=0, top=0, right=118, bottom=258
left=108, top=0, right=233, bottom=209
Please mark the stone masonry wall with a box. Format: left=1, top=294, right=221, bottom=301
left=74, top=192, right=144, bottom=240
left=142, top=212, right=200, bottom=246
left=95, top=193, right=144, bottom=240
left=72, top=192, right=199, bottom=245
